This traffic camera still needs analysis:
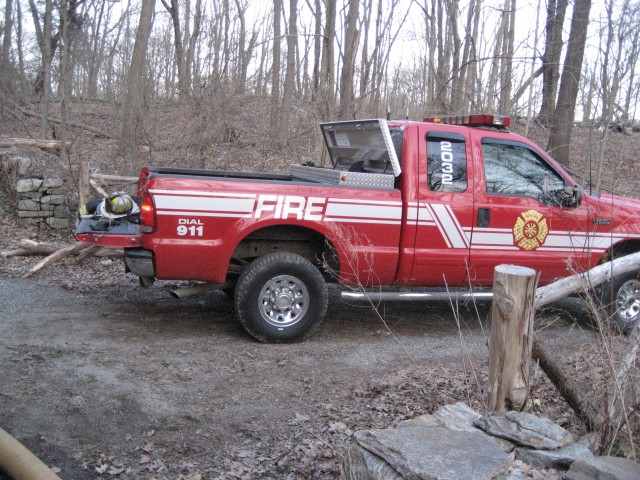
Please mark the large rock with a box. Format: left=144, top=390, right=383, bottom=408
left=40, top=194, right=66, bottom=205
left=46, top=217, right=70, bottom=229
left=42, top=177, right=64, bottom=188
left=342, top=446, right=403, bottom=480
left=18, top=199, right=39, bottom=211
left=15, top=177, right=43, bottom=192
left=344, top=425, right=511, bottom=480
left=432, top=402, right=482, bottom=432
left=564, top=456, right=640, bottom=480
left=474, top=411, right=573, bottom=449
left=396, top=402, right=481, bottom=432
left=54, top=204, right=70, bottom=218
left=515, top=443, right=593, bottom=469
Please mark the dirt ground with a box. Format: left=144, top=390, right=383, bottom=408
left=0, top=217, right=604, bottom=479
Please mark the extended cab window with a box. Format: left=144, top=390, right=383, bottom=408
left=427, top=133, right=467, bottom=192
left=483, top=140, right=564, bottom=200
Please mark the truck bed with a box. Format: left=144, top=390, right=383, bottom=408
left=147, top=164, right=397, bottom=190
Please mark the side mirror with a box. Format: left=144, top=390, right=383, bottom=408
left=557, top=185, right=582, bottom=208
left=573, top=185, right=583, bottom=207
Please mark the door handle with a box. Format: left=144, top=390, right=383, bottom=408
left=477, top=208, right=490, bottom=228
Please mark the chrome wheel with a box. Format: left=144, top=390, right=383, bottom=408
left=258, top=275, right=309, bottom=327
left=616, top=279, right=640, bottom=324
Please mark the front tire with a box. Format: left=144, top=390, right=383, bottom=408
left=234, top=253, right=328, bottom=343
left=600, top=271, right=640, bottom=334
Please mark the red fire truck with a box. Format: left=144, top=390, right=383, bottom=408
left=76, top=116, right=640, bottom=342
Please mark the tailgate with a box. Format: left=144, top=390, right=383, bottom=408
left=75, top=218, right=143, bottom=248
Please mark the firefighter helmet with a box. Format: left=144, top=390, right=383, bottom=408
left=96, top=192, right=139, bottom=219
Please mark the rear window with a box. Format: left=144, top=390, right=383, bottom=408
left=427, top=133, right=467, bottom=192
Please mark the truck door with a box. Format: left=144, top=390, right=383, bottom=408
left=470, top=137, right=590, bottom=285
left=408, top=129, right=474, bottom=285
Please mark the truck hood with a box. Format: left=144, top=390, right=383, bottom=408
left=591, top=192, right=640, bottom=212
left=585, top=192, right=640, bottom=231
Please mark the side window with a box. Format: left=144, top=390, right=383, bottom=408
left=483, top=141, right=564, bottom=200
left=427, top=134, right=467, bottom=192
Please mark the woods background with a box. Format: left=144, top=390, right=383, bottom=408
left=1, top=0, right=639, bottom=184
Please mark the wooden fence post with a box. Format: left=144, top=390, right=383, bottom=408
left=79, top=161, right=90, bottom=207
left=488, top=264, right=538, bottom=412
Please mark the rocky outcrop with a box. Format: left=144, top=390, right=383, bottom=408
left=341, top=403, right=637, bottom=480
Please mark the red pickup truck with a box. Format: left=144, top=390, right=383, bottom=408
left=76, top=115, right=640, bottom=341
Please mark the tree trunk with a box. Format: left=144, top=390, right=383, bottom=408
left=161, top=0, right=187, bottom=98
left=2, top=0, right=13, bottom=74
left=486, top=1, right=507, bottom=113
left=499, top=0, right=516, bottom=114
left=186, top=0, right=202, bottom=91
left=40, top=0, right=53, bottom=139
left=280, top=0, right=297, bottom=131
left=311, top=0, right=321, bottom=100
left=447, top=0, right=461, bottom=113
left=337, top=0, right=359, bottom=119
left=120, top=0, right=156, bottom=151
left=546, top=0, right=591, bottom=168
left=319, top=0, right=336, bottom=120
left=270, top=0, right=282, bottom=129
left=59, top=0, right=69, bottom=164
left=538, top=0, right=568, bottom=126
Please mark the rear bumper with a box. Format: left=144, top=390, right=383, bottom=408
left=124, top=248, right=155, bottom=277
left=76, top=218, right=155, bottom=277
left=75, top=218, right=143, bottom=248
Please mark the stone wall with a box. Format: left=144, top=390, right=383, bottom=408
left=0, top=147, right=72, bottom=230
left=15, top=177, right=70, bottom=229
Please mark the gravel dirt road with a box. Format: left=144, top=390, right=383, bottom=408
left=0, top=247, right=597, bottom=479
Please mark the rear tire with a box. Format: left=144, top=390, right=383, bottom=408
left=599, top=271, right=640, bottom=334
left=234, top=253, right=328, bottom=343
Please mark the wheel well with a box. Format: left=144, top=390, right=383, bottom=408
left=601, top=240, right=640, bottom=263
left=228, top=225, right=339, bottom=279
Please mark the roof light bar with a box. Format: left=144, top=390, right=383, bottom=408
left=423, top=114, right=511, bottom=128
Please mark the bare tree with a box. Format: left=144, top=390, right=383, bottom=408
left=538, top=0, right=568, bottom=126
left=270, top=0, right=282, bottom=128
left=498, top=0, right=516, bottom=114
left=547, top=0, right=592, bottom=167
left=120, top=0, right=157, bottom=150
left=2, top=0, right=13, bottom=72
left=280, top=0, right=297, bottom=130
left=319, top=0, right=336, bottom=119
left=337, top=0, right=360, bottom=119
left=234, top=0, right=256, bottom=95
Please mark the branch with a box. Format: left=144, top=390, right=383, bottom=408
left=536, top=251, right=640, bottom=308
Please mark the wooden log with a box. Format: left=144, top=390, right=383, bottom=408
left=488, top=265, right=538, bottom=413
left=0, top=137, right=70, bottom=153
left=532, top=337, right=601, bottom=429
left=74, top=245, right=102, bottom=263
left=23, top=243, right=90, bottom=278
left=0, top=240, right=122, bottom=259
left=89, top=178, right=108, bottom=198
left=536, top=251, right=640, bottom=308
left=91, top=173, right=138, bottom=183
left=0, top=248, right=30, bottom=258
left=604, top=319, right=640, bottom=444
left=79, top=161, right=90, bottom=207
